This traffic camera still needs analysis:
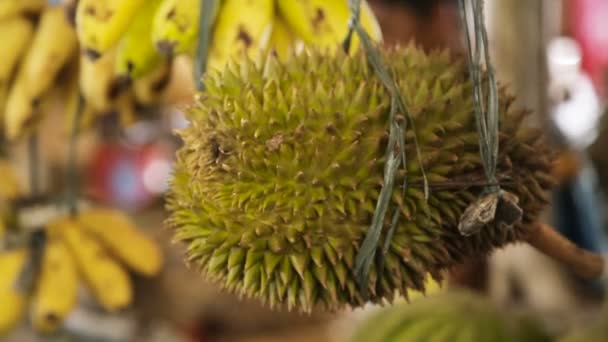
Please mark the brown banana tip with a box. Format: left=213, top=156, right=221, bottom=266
left=156, top=41, right=176, bottom=57
left=108, top=76, right=132, bottom=99
left=83, top=48, right=102, bottom=61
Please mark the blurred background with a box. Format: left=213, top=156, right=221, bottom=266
left=2, top=0, right=608, bottom=341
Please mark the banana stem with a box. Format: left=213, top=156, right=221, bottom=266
left=28, top=133, right=40, bottom=195
left=526, top=222, right=605, bottom=279
left=66, top=95, right=84, bottom=216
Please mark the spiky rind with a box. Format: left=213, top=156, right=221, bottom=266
left=167, top=45, right=555, bottom=312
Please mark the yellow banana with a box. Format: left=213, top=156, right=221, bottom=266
left=77, top=208, right=163, bottom=277
left=64, top=0, right=79, bottom=26
left=79, top=48, right=127, bottom=113
left=65, top=97, right=100, bottom=132
left=59, top=219, right=132, bottom=312
left=0, top=249, right=27, bottom=336
left=4, top=71, right=64, bottom=140
left=207, top=0, right=274, bottom=71
left=152, top=0, right=221, bottom=57
left=267, top=14, right=302, bottom=61
left=0, top=0, right=45, bottom=21
left=133, top=60, right=172, bottom=106
left=30, top=239, right=78, bottom=333
left=4, top=71, right=36, bottom=140
left=115, top=0, right=165, bottom=79
left=276, top=0, right=382, bottom=53
left=0, top=17, right=35, bottom=118
left=0, top=160, right=22, bottom=199
left=22, top=5, right=78, bottom=100
left=75, top=0, right=147, bottom=57
left=116, top=90, right=138, bottom=127
left=5, top=5, right=79, bottom=140
left=60, top=56, right=88, bottom=133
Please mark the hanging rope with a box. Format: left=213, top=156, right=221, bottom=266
left=457, top=0, right=523, bottom=236
left=458, top=0, right=499, bottom=190
left=194, top=0, right=218, bottom=91
left=345, top=0, right=429, bottom=296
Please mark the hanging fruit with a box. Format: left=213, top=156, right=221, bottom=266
left=166, top=46, right=556, bottom=312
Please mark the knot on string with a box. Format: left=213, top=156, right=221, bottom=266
left=456, top=0, right=523, bottom=236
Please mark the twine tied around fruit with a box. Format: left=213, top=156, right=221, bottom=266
left=344, top=0, right=430, bottom=296
left=194, top=0, right=218, bottom=91
left=456, top=0, right=523, bottom=236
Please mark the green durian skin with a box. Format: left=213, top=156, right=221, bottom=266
left=350, top=290, right=553, bottom=342
left=167, top=45, right=555, bottom=312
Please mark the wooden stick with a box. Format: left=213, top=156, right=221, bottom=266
left=526, top=223, right=605, bottom=279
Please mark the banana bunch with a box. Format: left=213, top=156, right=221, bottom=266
left=0, top=1, right=175, bottom=140
left=74, top=0, right=381, bottom=81
left=2, top=0, right=383, bottom=138
left=0, top=3, right=77, bottom=140
left=0, top=205, right=163, bottom=336
left=152, top=0, right=382, bottom=70
left=2, top=0, right=381, bottom=134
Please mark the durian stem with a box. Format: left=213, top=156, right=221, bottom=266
left=527, top=223, right=605, bottom=279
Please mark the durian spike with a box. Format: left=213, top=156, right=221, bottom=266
left=526, top=223, right=606, bottom=279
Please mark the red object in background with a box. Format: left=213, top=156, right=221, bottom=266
left=569, top=0, right=608, bottom=97
left=87, top=141, right=173, bottom=210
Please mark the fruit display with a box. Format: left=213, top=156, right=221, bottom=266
left=350, top=290, right=552, bottom=342
left=166, top=46, right=555, bottom=312
left=1, top=0, right=605, bottom=340
left=1, top=5, right=77, bottom=140
left=0, top=203, right=163, bottom=335
left=1, top=0, right=382, bottom=140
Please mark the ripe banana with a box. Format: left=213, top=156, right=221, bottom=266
left=276, top=0, right=382, bottom=53
left=133, top=60, right=173, bottom=106
left=116, top=91, right=138, bottom=127
left=4, top=70, right=35, bottom=140
left=79, top=48, right=126, bottom=112
left=153, top=0, right=205, bottom=57
left=207, top=0, right=274, bottom=71
left=77, top=208, right=163, bottom=277
left=59, top=219, right=132, bottom=312
left=115, top=0, right=165, bottom=79
left=0, top=249, right=27, bottom=336
left=5, top=5, right=79, bottom=140
left=266, top=15, right=302, bottom=61
left=0, top=159, right=22, bottom=199
left=60, top=56, right=86, bottom=133
left=67, top=103, right=97, bottom=132
left=22, top=5, right=78, bottom=100
left=0, top=0, right=45, bottom=21
left=0, top=17, right=35, bottom=118
left=5, top=69, right=64, bottom=140
left=30, top=239, right=78, bottom=333
left=75, top=0, right=147, bottom=57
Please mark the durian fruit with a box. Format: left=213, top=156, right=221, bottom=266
left=350, top=290, right=552, bottom=342
left=167, top=45, right=555, bottom=312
